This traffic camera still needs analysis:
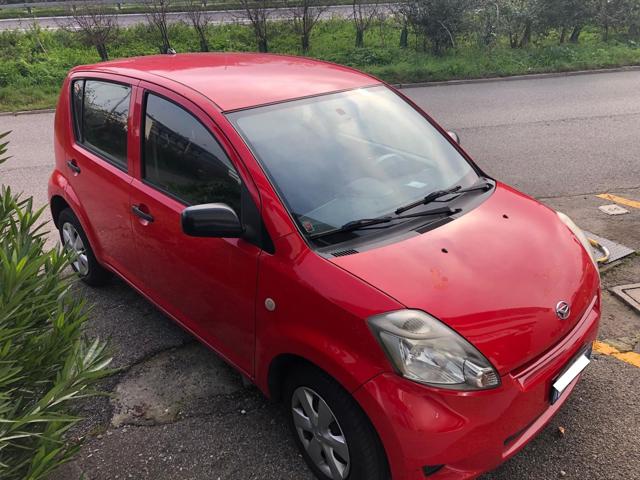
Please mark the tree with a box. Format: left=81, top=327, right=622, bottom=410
left=475, top=0, right=501, bottom=47
left=352, top=0, right=379, bottom=48
left=63, top=2, right=118, bottom=61
left=183, top=0, right=210, bottom=52
left=144, top=0, right=173, bottom=54
left=628, top=0, right=640, bottom=37
left=537, top=0, right=596, bottom=43
left=407, top=0, right=471, bottom=54
left=594, top=0, right=640, bottom=40
left=287, top=0, right=328, bottom=53
left=238, top=0, right=270, bottom=52
left=390, top=1, right=412, bottom=48
left=594, top=0, right=623, bottom=40
left=497, top=0, right=540, bottom=48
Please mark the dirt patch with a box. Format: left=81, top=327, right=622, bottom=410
left=111, top=343, right=243, bottom=427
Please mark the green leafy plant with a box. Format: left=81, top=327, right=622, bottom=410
left=0, top=132, right=113, bottom=480
left=0, top=131, right=10, bottom=164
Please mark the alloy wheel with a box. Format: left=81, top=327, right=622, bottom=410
left=291, top=386, right=350, bottom=480
left=61, top=222, right=89, bottom=276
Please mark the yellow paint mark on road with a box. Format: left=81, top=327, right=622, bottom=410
left=615, top=351, right=640, bottom=368
left=596, top=193, right=640, bottom=210
left=593, top=341, right=640, bottom=368
left=593, top=341, right=619, bottom=355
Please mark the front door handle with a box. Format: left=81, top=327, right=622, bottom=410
left=131, top=205, right=154, bottom=223
left=66, top=159, right=81, bottom=174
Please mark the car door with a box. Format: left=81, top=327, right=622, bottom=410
left=129, top=85, right=261, bottom=376
left=66, top=75, right=139, bottom=278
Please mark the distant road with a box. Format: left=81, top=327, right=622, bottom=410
left=0, top=4, right=390, bottom=31
left=0, top=0, right=152, bottom=8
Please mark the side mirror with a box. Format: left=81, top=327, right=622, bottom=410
left=181, top=203, right=243, bottom=238
left=447, top=131, right=461, bottom=145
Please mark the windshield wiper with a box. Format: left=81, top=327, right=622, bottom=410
left=395, top=180, right=493, bottom=215
left=309, top=206, right=460, bottom=240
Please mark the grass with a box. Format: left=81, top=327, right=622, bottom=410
left=1, top=20, right=639, bottom=112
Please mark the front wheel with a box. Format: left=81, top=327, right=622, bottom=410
left=284, top=365, right=389, bottom=480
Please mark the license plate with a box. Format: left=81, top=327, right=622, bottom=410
left=550, top=347, right=591, bottom=404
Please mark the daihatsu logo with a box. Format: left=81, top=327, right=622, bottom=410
left=556, top=301, right=571, bottom=320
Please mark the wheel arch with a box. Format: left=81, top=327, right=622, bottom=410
left=265, top=351, right=378, bottom=408
left=50, top=194, right=70, bottom=228
left=267, top=353, right=320, bottom=402
left=49, top=184, right=104, bottom=263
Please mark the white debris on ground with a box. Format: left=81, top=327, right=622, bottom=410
left=598, top=204, right=629, bottom=215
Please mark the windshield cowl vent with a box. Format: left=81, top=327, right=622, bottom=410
left=331, top=248, right=359, bottom=257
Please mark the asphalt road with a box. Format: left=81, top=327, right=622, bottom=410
left=3, top=69, right=639, bottom=205
left=407, top=70, right=640, bottom=198
left=1, top=70, right=639, bottom=480
left=0, top=4, right=383, bottom=31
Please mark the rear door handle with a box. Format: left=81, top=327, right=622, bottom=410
left=66, top=159, right=81, bottom=174
left=131, top=205, right=154, bottom=223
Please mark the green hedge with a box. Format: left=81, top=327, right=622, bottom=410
left=1, top=21, right=639, bottom=112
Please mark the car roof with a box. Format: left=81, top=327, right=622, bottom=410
left=74, top=52, right=381, bottom=112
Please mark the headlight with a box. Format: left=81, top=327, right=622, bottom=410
left=368, top=310, right=500, bottom=390
left=556, top=211, right=598, bottom=270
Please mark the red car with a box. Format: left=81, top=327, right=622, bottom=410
left=49, top=53, right=600, bottom=480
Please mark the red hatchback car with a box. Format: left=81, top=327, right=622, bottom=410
left=49, top=53, right=600, bottom=480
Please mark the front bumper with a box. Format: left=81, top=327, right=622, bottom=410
left=353, top=296, right=600, bottom=480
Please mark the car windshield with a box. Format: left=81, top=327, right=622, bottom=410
left=228, top=86, right=478, bottom=238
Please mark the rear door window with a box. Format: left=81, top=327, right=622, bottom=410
left=141, top=93, right=241, bottom=212
left=71, top=79, right=131, bottom=170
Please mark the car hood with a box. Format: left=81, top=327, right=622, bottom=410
left=329, top=183, right=600, bottom=375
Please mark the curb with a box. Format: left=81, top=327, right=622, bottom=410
left=394, top=65, right=640, bottom=88
left=0, top=108, right=55, bottom=117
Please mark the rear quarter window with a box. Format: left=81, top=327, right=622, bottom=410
left=71, top=79, right=131, bottom=170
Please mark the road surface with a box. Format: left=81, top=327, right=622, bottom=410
left=4, top=69, right=639, bottom=205
left=1, top=70, right=639, bottom=480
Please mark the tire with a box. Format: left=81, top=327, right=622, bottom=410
left=58, top=208, right=111, bottom=286
left=284, top=364, right=390, bottom=480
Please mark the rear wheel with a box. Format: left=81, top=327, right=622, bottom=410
left=284, top=365, right=389, bottom=480
left=58, top=208, right=110, bottom=286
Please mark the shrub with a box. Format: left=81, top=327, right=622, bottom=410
left=0, top=132, right=113, bottom=480
left=407, top=0, right=472, bottom=54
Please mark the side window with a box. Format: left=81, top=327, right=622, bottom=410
left=142, top=93, right=242, bottom=212
left=72, top=79, right=131, bottom=170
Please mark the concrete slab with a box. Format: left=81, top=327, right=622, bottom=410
left=111, top=343, right=243, bottom=427
left=598, top=204, right=629, bottom=215
left=610, top=283, right=640, bottom=314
